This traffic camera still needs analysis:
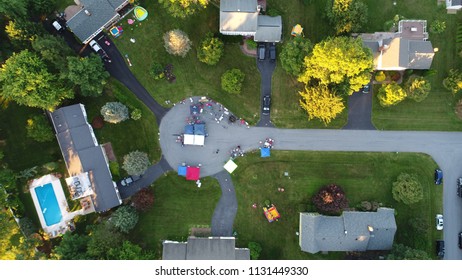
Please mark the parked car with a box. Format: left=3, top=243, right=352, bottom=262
left=361, top=84, right=370, bottom=93
left=269, top=43, right=276, bottom=61
left=258, top=44, right=266, bottom=60
left=262, top=95, right=271, bottom=115
left=120, top=176, right=134, bottom=187
left=435, top=214, right=443, bottom=230
left=435, top=169, right=443, bottom=185
left=458, top=177, right=462, bottom=197
left=52, top=20, right=64, bottom=32
left=89, top=40, right=102, bottom=53
left=459, top=232, right=462, bottom=249
left=436, top=240, right=445, bottom=258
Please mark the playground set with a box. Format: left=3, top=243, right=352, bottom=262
left=263, top=204, right=281, bottom=222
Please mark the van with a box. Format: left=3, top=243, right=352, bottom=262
left=258, top=44, right=266, bottom=60
left=89, top=40, right=102, bottom=53
left=436, top=240, right=444, bottom=258
left=52, top=21, right=64, bottom=32
left=269, top=43, right=276, bottom=61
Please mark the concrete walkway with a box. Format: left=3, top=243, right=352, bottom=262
left=211, top=171, right=238, bottom=237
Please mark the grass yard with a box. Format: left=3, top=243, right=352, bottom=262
left=131, top=173, right=221, bottom=259
left=366, top=0, right=462, bottom=130
left=230, top=151, right=442, bottom=259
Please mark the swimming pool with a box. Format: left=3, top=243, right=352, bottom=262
left=34, top=183, right=62, bottom=226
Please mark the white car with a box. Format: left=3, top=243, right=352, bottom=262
left=89, top=40, right=102, bottom=53
left=435, top=214, right=443, bottom=230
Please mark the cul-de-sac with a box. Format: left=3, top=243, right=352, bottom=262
left=1, top=0, right=462, bottom=260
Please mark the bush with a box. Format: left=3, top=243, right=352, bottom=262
left=163, top=29, right=192, bottom=57
left=377, top=82, right=406, bottom=107
left=132, top=188, right=155, bottom=212
left=392, top=173, right=423, bottom=205
left=430, top=20, right=446, bottom=34
left=197, top=33, right=224, bottom=66
left=221, top=69, right=245, bottom=94
left=375, top=71, right=386, bottom=82
left=109, top=161, right=120, bottom=178
left=122, top=150, right=151, bottom=176
left=100, top=102, right=129, bottom=124
left=150, top=63, right=165, bottom=80
left=443, top=69, right=462, bottom=94
left=279, top=36, right=313, bottom=76
left=131, top=108, right=142, bottom=120
left=25, top=115, right=54, bottom=142
left=92, top=116, right=104, bottom=129
left=312, top=184, right=349, bottom=215
left=248, top=242, right=262, bottom=260
left=245, top=39, right=257, bottom=50
left=405, top=76, right=431, bottom=102
left=109, top=205, right=139, bottom=234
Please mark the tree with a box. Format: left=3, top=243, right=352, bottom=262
left=100, top=102, right=129, bottom=124
left=86, top=223, right=123, bottom=259
left=377, top=82, right=407, bottom=107
left=429, top=20, right=446, bottom=34
left=122, top=150, right=151, bottom=176
left=163, top=29, right=192, bottom=57
left=107, top=240, right=154, bottom=260
left=30, top=0, right=56, bottom=17
left=109, top=205, right=139, bottom=234
left=197, top=33, right=224, bottom=66
left=248, top=242, right=262, bottom=260
left=298, top=36, right=373, bottom=95
left=0, top=210, right=20, bottom=259
left=158, top=0, right=209, bottom=18
left=66, top=55, right=110, bottom=97
left=53, top=232, right=90, bottom=260
left=312, top=184, right=349, bottom=215
left=131, top=108, right=142, bottom=120
left=443, top=69, right=462, bottom=94
left=221, top=68, right=245, bottom=94
left=405, top=76, right=431, bottom=102
left=279, top=36, right=313, bottom=76
left=0, top=50, right=73, bottom=110
left=0, top=0, right=28, bottom=19
left=326, top=0, right=368, bottom=34
left=26, top=115, right=54, bottom=142
left=132, top=188, right=155, bottom=212
left=392, top=173, right=423, bottom=205
left=299, top=85, right=345, bottom=125
left=386, top=244, right=431, bottom=260
left=32, top=34, right=73, bottom=72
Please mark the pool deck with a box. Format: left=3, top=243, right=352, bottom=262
left=29, top=174, right=86, bottom=238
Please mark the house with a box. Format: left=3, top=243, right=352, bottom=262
left=66, top=0, right=130, bottom=44
left=446, top=0, right=462, bottom=14
left=299, top=208, right=397, bottom=254
left=49, top=104, right=122, bottom=212
left=219, top=0, right=282, bottom=42
left=162, top=237, right=250, bottom=260
left=360, top=20, right=435, bottom=71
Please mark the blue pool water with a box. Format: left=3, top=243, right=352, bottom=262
left=34, top=183, right=62, bottom=226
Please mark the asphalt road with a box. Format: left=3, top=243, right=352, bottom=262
left=211, top=171, right=238, bottom=237
left=256, top=43, right=276, bottom=127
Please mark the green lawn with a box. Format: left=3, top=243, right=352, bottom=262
left=131, top=173, right=221, bottom=259
left=230, top=151, right=442, bottom=259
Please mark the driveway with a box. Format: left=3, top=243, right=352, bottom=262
left=211, top=171, right=238, bottom=237
left=343, top=90, right=375, bottom=130
left=256, top=43, right=276, bottom=127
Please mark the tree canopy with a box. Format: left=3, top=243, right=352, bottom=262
left=377, top=82, right=407, bottom=107
left=158, top=0, right=209, bottom=18
left=279, top=36, right=313, bottom=76
left=100, top=102, right=129, bottom=124
left=53, top=232, right=90, bottom=260
left=221, top=68, right=245, bottom=94
left=0, top=50, right=73, bottom=110
left=122, top=150, right=151, bottom=176
left=86, top=223, right=124, bottom=259
left=163, top=29, right=192, bottom=57
left=66, top=54, right=109, bottom=97
left=197, top=33, right=224, bottom=66
left=299, top=85, right=345, bottom=125
left=25, top=114, right=54, bottom=142
left=298, top=36, right=373, bottom=95
left=386, top=244, right=431, bottom=260
left=392, top=173, right=423, bottom=205
left=32, top=34, right=73, bottom=73
left=405, top=76, right=431, bottom=102
left=107, top=241, right=154, bottom=260
left=109, top=206, right=139, bottom=234
left=326, top=0, right=368, bottom=34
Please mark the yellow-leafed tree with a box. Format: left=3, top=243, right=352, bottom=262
left=298, top=36, right=373, bottom=95
left=299, top=85, right=345, bottom=125
left=377, top=82, right=407, bottom=107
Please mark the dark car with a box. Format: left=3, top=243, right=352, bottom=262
left=458, top=177, right=462, bottom=197
left=269, top=43, right=276, bottom=61
left=362, top=84, right=370, bottom=93
left=258, top=44, right=266, bottom=60
left=459, top=232, right=462, bottom=249
left=435, top=169, right=443, bottom=185
left=436, top=240, right=445, bottom=258
left=262, top=95, right=271, bottom=115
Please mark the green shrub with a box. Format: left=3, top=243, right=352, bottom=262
left=131, top=108, right=142, bottom=120
left=109, top=161, right=120, bottom=178
left=246, top=39, right=257, bottom=50
left=26, top=115, right=54, bottom=142
left=405, top=76, right=431, bottom=102
left=221, top=68, right=245, bottom=94
left=429, top=20, right=446, bottom=34
left=150, top=63, right=165, bottom=80
left=197, top=33, right=224, bottom=66
left=392, top=173, right=423, bottom=205
left=375, top=71, right=386, bottom=82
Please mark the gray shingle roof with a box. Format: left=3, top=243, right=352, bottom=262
left=300, top=208, right=397, bottom=254
left=406, top=40, right=435, bottom=69
left=162, top=237, right=250, bottom=260
left=50, top=104, right=121, bottom=212
left=254, top=15, right=282, bottom=42
left=66, top=0, right=127, bottom=43
left=220, top=11, right=258, bottom=33
left=450, top=0, right=462, bottom=6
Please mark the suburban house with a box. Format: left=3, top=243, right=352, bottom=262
left=360, top=20, right=435, bottom=71
left=299, top=208, right=397, bottom=254
left=65, top=0, right=130, bottom=44
left=162, top=237, right=250, bottom=260
left=446, top=0, right=462, bottom=13
left=49, top=104, right=122, bottom=212
left=219, top=0, right=282, bottom=42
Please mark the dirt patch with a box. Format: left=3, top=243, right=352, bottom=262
left=102, top=142, right=117, bottom=161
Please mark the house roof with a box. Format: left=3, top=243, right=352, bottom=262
left=50, top=104, right=121, bottom=212
left=66, top=0, right=127, bottom=43
left=220, top=0, right=257, bottom=12
left=299, top=208, right=397, bottom=254
left=254, top=15, right=282, bottom=42
left=219, top=0, right=258, bottom=34
left=162, top=237, right=250, bottom=260
left=450, top=0, right=462, bottom=6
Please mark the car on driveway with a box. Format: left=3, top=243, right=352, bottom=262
left=269, top=43, right=276, bottom=61
left=459, top=232, right=462, bottom=249
left=435, top=169, right=443, bottom=185
left=436, top=240, right=445, bottom=258
left=361, top=84, right=370, bottom=93
left=52, top=20, right=64, bottom=33
left=435, top=214, right=443, bottom=230
left=89, top=40, right=102, bottom=53
left=258, top=44, right=266, bottom=60
left=262, top=95, right=271, bottom=115
left=458, top=177, right=462, bottom=197
left=120, top=175, right=141, bottom=187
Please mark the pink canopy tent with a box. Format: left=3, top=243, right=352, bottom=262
left=186, top=166, right=200, bottom=180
